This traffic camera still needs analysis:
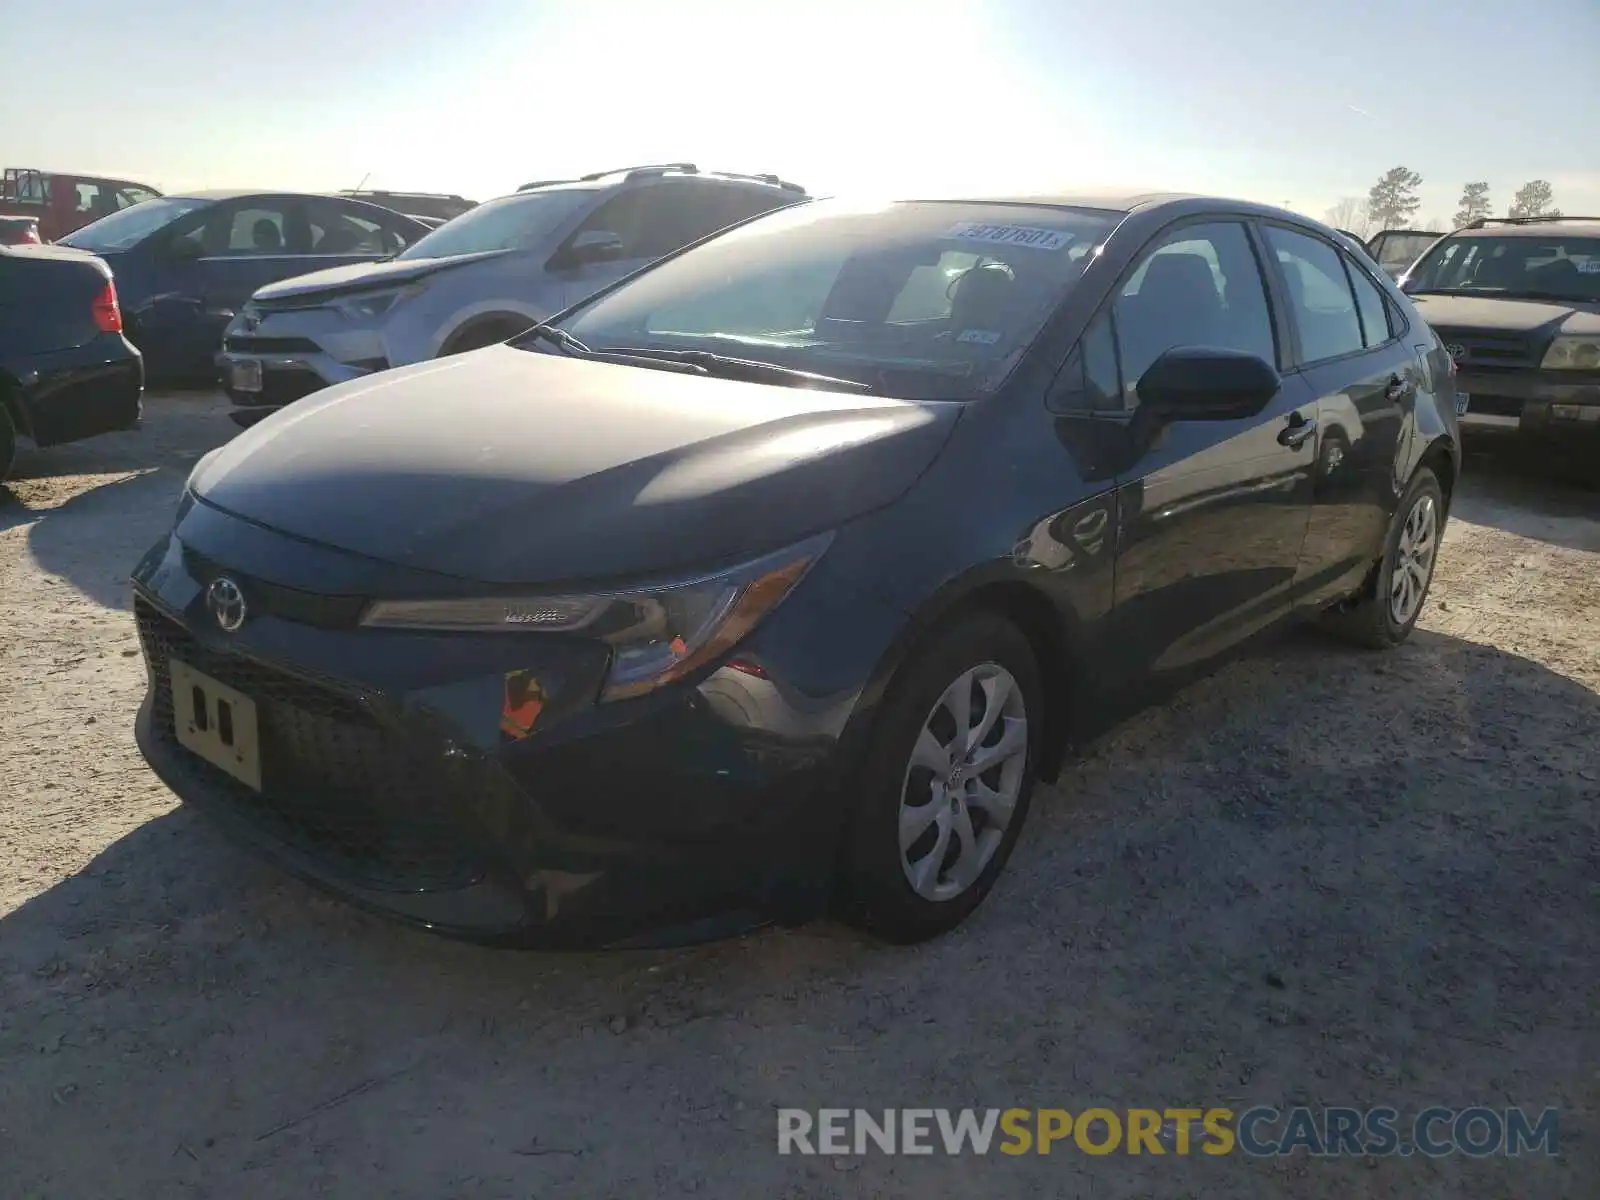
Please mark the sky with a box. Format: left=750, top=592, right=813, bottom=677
left=4, top=0, right=1597, bottom=229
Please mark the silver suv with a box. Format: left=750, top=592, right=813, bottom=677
left=218, top=164, right=806, bottom=420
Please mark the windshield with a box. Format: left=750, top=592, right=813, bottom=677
left=397, top=189, right=590, bottom=260
left=545, top=199, right=1120, bottom=399
left=1405, top=234, right=1600, bottom=302
left=58, top=196, right=211, bottom=251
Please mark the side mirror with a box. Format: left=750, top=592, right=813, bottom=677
left=1135, top=346, right=1281, bottom=421
left=564, top=229, right=626, bottom=267
left=166, top=237, right=204, bottom=263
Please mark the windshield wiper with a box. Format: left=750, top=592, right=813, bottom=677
left=522, top=323, right=592, bottom=356
left=1496, top=291, right=1587, bottom=304
left=591, top=346, right=871, bottom=391
left=1409, top=287, right=1585, bottom=304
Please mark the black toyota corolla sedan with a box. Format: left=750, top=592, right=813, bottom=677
left=132, top=192, right=1460, bottom=948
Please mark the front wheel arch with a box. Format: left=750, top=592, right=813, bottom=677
left=437, top=313, right=538, bottom=357
left=834, top=575, right=1081, bottom=809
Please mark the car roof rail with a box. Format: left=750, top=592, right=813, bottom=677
left=705, top=170, right=807, bottom=194
left=516, top=178, right=580, bottom=191
left=1463, top=215, right=1600, bottom=229
left=345, top=189, right=468, bottom=201
left=573, top=162, right=700, bottom=182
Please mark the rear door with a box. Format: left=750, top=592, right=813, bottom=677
left=1101, top=218, right=1318, bottom=682
left=1262, top=224, right=1414, bottom=608
left=302, top=196, right=421, bottom=261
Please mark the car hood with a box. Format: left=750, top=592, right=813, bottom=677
left=190, top=347, right=962, bottom=584
left=251, top=249, right=511, bottom=305
left=1409, top=293, right=1600, bottom=337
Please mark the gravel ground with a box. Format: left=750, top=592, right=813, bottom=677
left=1, top=393, right=1596, bottom=1199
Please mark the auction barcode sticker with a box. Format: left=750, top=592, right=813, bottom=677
left=945, top=222, right=1072, bottom=250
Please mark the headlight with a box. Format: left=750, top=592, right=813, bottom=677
left=1541, top=336, right=1600, bottom=371
left=333, top=283, right=425, bottom=322
left=359, top=532, right=832, bottom=701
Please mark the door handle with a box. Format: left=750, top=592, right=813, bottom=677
left=1278, top=412, right=1316, bottom=449
left=1385, top=374, right=1416, bottom=403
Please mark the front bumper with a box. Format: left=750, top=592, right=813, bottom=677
left=217, top=306, right=392, bottom=408
left=15, top=333, right=143, bottom=448
left=130, top=505, right=902, bottom=946
left=216, top=348, right=374, bottom=410
left=1455, top=367, right=1600, bottom=436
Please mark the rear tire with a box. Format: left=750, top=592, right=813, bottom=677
left=836, top=613, right=1044, bottom=943
left=1319, top=466, right=1444, bottom=649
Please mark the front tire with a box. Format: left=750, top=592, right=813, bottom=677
left=0, top=402, right=16, bottom=484
left=1320, top=466, right=1445, bottom=649
left=837, top=613, right=1044, bottom=943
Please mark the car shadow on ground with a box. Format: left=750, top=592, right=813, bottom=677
left=2, top=396, right=236, bottom=608
left=1453, top=430, right=1599, bottom=553
left=2, top=627, right=1594, bottom=1196
left=1, top=467, right=188, bottom=610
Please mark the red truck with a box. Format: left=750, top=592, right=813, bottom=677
left=2, top=167, right=162, bottom=242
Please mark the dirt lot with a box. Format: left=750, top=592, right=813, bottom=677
left=1, top=393, right=1595, bottom=1199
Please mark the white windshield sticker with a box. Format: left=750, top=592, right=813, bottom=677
left=1576, top=260, right=1600, bottom=274
left=945, top=222, right=1072, bottom=251
left=956, top=328, right=1002, bottom=345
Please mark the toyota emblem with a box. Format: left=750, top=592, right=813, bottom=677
left=1445, top=343, right=1466, bottom=362
left=206, top=576, right=247, bottom=633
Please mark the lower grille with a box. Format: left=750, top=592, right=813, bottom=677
left=1462, top=394, right=1524, bottom=418
left=224, top=335, right=322, bottom=353
left=136, top=599, right=485, bottom=891
left=229, top=367, right=328, bottom=408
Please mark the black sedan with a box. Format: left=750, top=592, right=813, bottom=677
left=2, top=243, right=143, bottom=481
left=131, top=192, right=1461, bottom=947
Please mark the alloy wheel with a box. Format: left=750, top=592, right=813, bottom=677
left=1389, top=492, right=1438, bottom=625
left=897, top=662, right=1029, bottom=903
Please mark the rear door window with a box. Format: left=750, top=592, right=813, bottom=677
left=574, top=181, right=782, bottom=262
left=304, top=199, right=403, bottom=255
left=1343, top=255, right=1395, bottom=347
left=1263, top=226, right=1364, bottom=363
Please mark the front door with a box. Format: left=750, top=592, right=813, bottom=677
left=1102, top=219, right=1318, bottom=683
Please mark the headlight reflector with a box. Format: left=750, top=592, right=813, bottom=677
left=1541, top=336, right=1600, bottom=371
left=359, top=533, right=832, bottom=701
left=333, top=283, right=424, bottom=321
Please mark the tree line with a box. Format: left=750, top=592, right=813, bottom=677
left=1323, top=169, right=1566, bottom=238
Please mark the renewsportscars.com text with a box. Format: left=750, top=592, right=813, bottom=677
left=777, top=1107, right=1560, bottom=1158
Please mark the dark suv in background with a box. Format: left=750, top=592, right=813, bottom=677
left=1400, top=216, right=1600, bottom=454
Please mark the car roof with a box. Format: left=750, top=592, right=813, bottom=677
left=936, top=189, right=1194, bottom=211
left=164, top=189, right=429, bottom=209
left=902, top=190, right=1335, bottom=229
